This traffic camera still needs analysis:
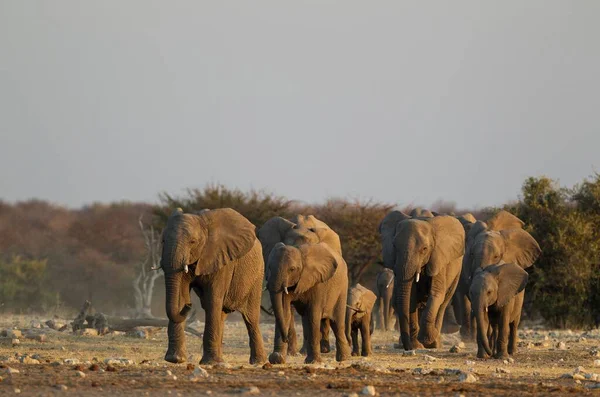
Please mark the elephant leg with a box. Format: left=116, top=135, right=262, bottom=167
left=508, top=321, right=518, bottom=355
left=459, top=292, right=474, bottom=341
left=418, top=273, right=448, bottom=348
left=329, top=308, right=350, bottom=362
left=303, top=311, right=322, bottom=364
left=375, top=297, right=383, bottom=331
left=360, top=317, right=372, bottom=357
left=382, top=294, right=391, bottom=331
left=200, top=298, right=225, bottom=365
left=320, top=318, right=331, bottom=353
left=165, top=321, right=187, bottom=363
left=494, top=313, right=510, bottom=359
left=351, top=326, right=360, bottom=356
left=288, top=313, right=298, bottom=356
left=409, top=309, right=423, bottom=349
left=241, top=309, right=267, bottom=365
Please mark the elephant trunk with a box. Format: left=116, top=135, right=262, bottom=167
left=475, top=298, right=493, bottom=356
left=396, top=278, right=413, bottom=350
left=163, top=245, right=192, bottom=323
left=165, top=272, right=192, bottom=323
left=345, top=307, right=353, bottom=345
left=272, top=291, right=290, bottom=343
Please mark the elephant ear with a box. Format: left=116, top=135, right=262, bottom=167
left=486, top=210, right=524, bottom=231
left=257, top=217, right=296, bottom=266
left=361, top=287, right=377, bottom=311
left=500, top=229, right=541, bottom=269
left=379, top=211, right=410, bottom=269
left=195, top=208, right=257, bottom=276
left=295, top=243, right=339, bottom=294
left=493, top=263, right=529, bottom=307
left=313, top=227, right=342, bottom=255
left=427, top=216, right=465, bottom=277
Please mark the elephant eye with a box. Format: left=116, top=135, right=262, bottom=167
left=189, top=239, right=197, bottom=244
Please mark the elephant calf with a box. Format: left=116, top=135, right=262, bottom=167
left=469, top=262, right=528, bottom=359
left=346, top=284, right=376, bottom=357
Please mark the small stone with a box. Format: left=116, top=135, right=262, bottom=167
left=423, top=355, right=437, bottom=362
left=55, top=385, right=68, bottom=391
left=556, top=342, right=567, bottom=350
left=465, top=360, right=475, bottom=366
left=573, top=373, right=585, bottom=381
left=213, top=362, right=231, bottom=369
left=91, top=381, right=100, bottom=387
left=361, top=385, right=376, bottom=396
left=345, top=394, right=359, bottom=397
left=449, top=345, right=461, bottom=353
left=240, top=386, right=260, bottom=395
left=165, top=370, right=173, bottom=376
left=14, top=388, right=20, bottom=394
left=76, top=371, right=86, bottom=378
left=444, top=368, right=461, bottom=375
left=277, top=371, right=285, bottom=376
left=403, top=350, right=416, bottom=356
left=50, top=361, right=62, bottom=367
left=106, top=365, right=117, bottom=372
left=11, top=339, right=20, bottom=346
left=64, top=358, right=79, bottom=365
left=459, top=372, right=478, bottom=383
left=457, top=342, right=466, bottom=349
left=574, top=366, right=586, bottom=374
left=594, top=360, right=600, bottom=367
left=104, top=358, right=134, bottom=366
left=6, top=367, right=20, bottom=374
left=496, top=367, right=511, bottom=374
left=21, top=356, right=40, bottom=365
left=507, top=358, right=515, bottom=364
left=77, top=328, right=99, bottom=336
left=89, top=364, right=100, bottom=371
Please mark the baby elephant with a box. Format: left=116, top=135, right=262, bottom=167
left=346, top=284, right=377, bottom=357
left=469, top=262, right=529, bottom=359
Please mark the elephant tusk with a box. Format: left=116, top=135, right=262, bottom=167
left=184, top=264, right=189, bottom=273
left=485, top=306, right=488, bottom=313
left=284, top=286, right=289, bottom=295
left=386, top=275, right=394, bottom=289
left=150, top=265, right=161, bottom=271
left=416, top=272, right=420, bottom=283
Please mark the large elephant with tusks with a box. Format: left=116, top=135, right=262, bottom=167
left=160, top=208, right=266, bottom=365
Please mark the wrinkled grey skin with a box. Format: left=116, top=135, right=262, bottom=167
left=346, top=284, right=377, bottom=356
left=469, top=263, right=528, bottom=359
left=457, top=211, right=540, bottom=341
left=375, top=268, right=397, bottom=331
left=266, top=242, right=350, bottom=364
left=258, top=215, right=341, bottom=355
left=380, top=211, right=465, bottom=350
left=161, top=208, right=266, bottom=365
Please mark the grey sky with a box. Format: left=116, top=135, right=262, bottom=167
left=1, top=1, right=598, bottom=209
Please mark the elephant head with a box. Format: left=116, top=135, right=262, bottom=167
left=468, top=263, right=528, bottom=356
left=379, top=213, right=465, bottom=349
left=345, top=284, right=377, bottom=342
left=409, top=208, right=434, bottom=218
left=461, top=211, right=540, bottom=289
left=257, top=215, right=342, bottom=267
left=456, top=213, right=477, bottom=234
left=160, top=208, right=256, bottom=323
left=266, top=242, right=339, bottom=342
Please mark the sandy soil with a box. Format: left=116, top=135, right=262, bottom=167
left=0, top=315, right=599, bottom=396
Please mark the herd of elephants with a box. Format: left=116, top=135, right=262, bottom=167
left=158, top=207, right=541, bottom=366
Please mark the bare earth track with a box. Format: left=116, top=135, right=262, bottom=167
left=1, top=316, right=599, bottom=396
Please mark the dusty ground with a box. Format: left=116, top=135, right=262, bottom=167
left=1, top=315, right=599, bottom=396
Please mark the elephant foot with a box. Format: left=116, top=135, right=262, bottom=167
left=320, top=340, right=331, bottom=354
left=299, top=345, right=307, bottom=355
left=268, top=352, right=286, bottom=365
left=199, top=354, right=224, bottom=365
left=351, top=351, right=360, bottom=357
left=410, top=339, right=425, bottom=349
left=304, top=355, right=322, bottom=364
left=476, top=351, right=490, bottom=359
left=249, top=353, right=267, bottom=365
left=361, top=350, right=371, bottom=357
left=493, top=351, right=509, bottom=360
left=164, top=351, right=187, bottom=364
left=418, top=329, right=440, bottom=349
left=442, top=323, right=461, bottom=334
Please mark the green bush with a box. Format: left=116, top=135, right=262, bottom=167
left=0, top=255, right=54, bottom=312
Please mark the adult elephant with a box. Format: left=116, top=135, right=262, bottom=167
left=257, top=215, right=341, bottom=354
left=380, top=211, right=465, bottom=350
left=160, top=208, right=266, bottom=365
left=456, top=211, right=541, bottom=340
left=266, top=242, right=350, bottom=364
left=375, top=268, right=396, bottom=331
